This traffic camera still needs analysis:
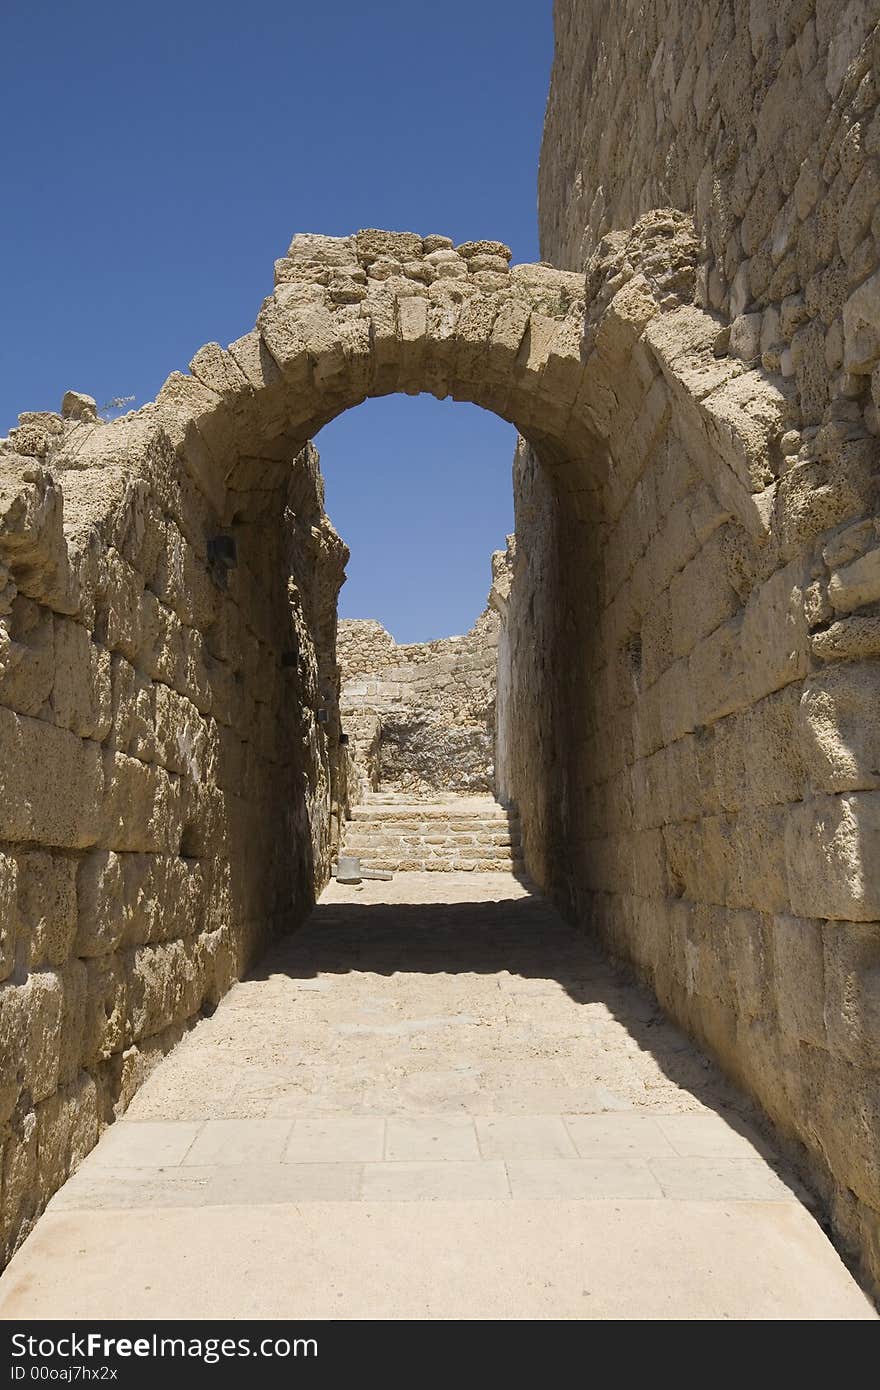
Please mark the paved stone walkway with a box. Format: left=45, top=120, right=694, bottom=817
left=0, top=873, right=874, bottom=1319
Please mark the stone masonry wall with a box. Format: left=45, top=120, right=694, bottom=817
left=542, top=1, right=880, bottom=432
left=0, top=414, right=346, bottom=1265
left=0, top=226, right=603, bottom=1266
left=338, top=597, right=500, bottom=797
left=497, top=1, right=880, bottom=1294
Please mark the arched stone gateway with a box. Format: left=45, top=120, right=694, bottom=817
left=2, top=221, right=879, bottom=1291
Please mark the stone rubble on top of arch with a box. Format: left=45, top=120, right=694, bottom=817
left=0, top=161, right=879, bottom=1304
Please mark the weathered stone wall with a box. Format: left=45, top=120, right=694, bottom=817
left=542, top=0, right=880, bottom=431
left=495, top=1, right=880, bottom=1295
left=338, top=600, right=499, bottom=796
left=0, top=228, right=594, bottom=1264
left=0, top=413, right=346, bottom=1264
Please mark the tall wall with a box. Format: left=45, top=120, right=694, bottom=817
left=542, top=0, right=880, bottom=430
left=338, top=601, right=500, bottom=797
left=0, top=413, right=346, bottom=1264
left=499, top=0, right=880, bottom=1294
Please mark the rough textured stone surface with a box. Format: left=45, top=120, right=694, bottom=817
left=0, top=235, right=597, bottom=1265
left=0, top=29, right=879, bottom=1298
left=0, top=874, right=872, bottom=1320
left=501, top=0, right=880, bottom=1300
left=338, top=559, right=507, bottom=796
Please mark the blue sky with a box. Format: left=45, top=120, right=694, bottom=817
left=0, top=2, right=553, bottom=641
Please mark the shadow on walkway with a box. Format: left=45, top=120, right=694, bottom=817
left=249, top=884, right=813, bottom=1203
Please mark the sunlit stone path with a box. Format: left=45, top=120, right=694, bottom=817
left=0, top=872, right=873, bottom=1320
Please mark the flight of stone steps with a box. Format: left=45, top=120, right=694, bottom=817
left=341, top=793, right=525, bottom=873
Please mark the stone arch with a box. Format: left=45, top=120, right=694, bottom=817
left=153, top=228, right=602, bottom=527
left=3, top=214, right=868, bottom=1269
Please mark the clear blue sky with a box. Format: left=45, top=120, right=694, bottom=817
left=0, top=2, right=553, bottom=642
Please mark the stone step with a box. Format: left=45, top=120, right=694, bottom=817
left=354, top=854, right=526, bottom=872
left=344, top=829, right=522, bottom=842
left=350, top=813, right=518, bottom=829
left=344, top=811, right=517, bottom=822
left=342, top=797, right=524, bottom=875
left=351, top=800, right=516, bottom=818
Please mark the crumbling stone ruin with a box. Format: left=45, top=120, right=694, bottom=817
left=338, top=558, right=507, bottom=798
left=2, top=0, right=880, bottom=1300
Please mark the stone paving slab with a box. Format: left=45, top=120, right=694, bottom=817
left=0, top=871, right=874, bottom=1320
left=0, top=1203, right=873, bottom=1320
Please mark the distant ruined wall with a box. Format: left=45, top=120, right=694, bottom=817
left=338, top=598, right=500, bottom=797
left=0, top=412, right=346, bottom=1264
left=498, top=0, right=880, bottom=1294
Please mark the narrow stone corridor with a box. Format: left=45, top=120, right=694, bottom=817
left=0, top=869, right=871, bottom=1320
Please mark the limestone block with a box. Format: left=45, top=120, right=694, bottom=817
left=483, top=298, right=532, bottom=382
left=16, top=851, right=77, bottom=968
left=516, top=312, right=565, bottom=379
left=771, top=914, right=827, bottom=1047
left=395, top=296, right=429, bottom=389
left=4, top=970, right=62, bottom=1104
left=111, top=480, right=165, bottom=587
left=732, top=806, right=789, bottom=913
left=124, top=939, right=192, bottom=1042
left=688, top=615, right=745, bottom=726
left=362, top=289, right=401, bottom=391
left=0, top=1119, right=37, bottom=1256
left=75, top=850, right=124, bottom=957
left=843, top=269, right=880, bottom=372
left=812, top=615, right=880, bottom=663
left=422, top=235, right=453, bottom=253
left=467, top=254, right=510, bottom=275
left=109, top=653, right=156, bottom=760
left=356, top=229, right=422, bottom=264
left=155, top=371, right=235, bottom=479
left=310, top=312, right=372, bottom=400
left=153, top=684, right=211, bottom=780
left=822, top=518, right=875, bottom=570
left=828, top=544, right=880, bottom=613
left=775, top=446, right=876, bottom=557
left=470, top=270, right=511, bottom=292
left=226, top=332, right=289, bottom=442
left=63, top=1070, right=98, bottom=1165
left=286, top=233, right=356, bottom=265
left=60, top=390, right=97, bottom=423
left=786, top=792, right=880, bottom=920
left=456, top=240, right=512, bottom=261
left=188, top=342, right=251, bottom=402
left=729, top=312, right=763, bottom=362
left=33, top=1089, right=71, bottom=1199
left=57, top=960, right=86, bottom=1086
left=743, top=685, right=805, bottom=806
left=823, top=921, right=880, bottom=1066
left=741, top=559, right=810, bottom=701
left=51, top=618, right=111, bottom=740
left=82, top=954, right=127, bottom=1064
left=799, top=663, right=880, bottom=793
left=255, top=301, right=310, bottom=388
left=667, top=540, right=741, bottom=661
left=0, top=597, right=53, bottom=716
left=0, top=467, right=73, bottom=613
left=453, top=294, right=503, bottom=379
left=699, top=370, right=786, bottom=494
left=0, top=707, right=103, bottom=848
left=99, top=751, right=180, bottom=853
left=153, top=522, right=217, bottom=631
left=95, top=548, right=146, bottom=663
left=120, top=854, right=172, bottom=947
left=726, top=909, right=773, bottom=1021
left=0, top=853, right=17, bottom=983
